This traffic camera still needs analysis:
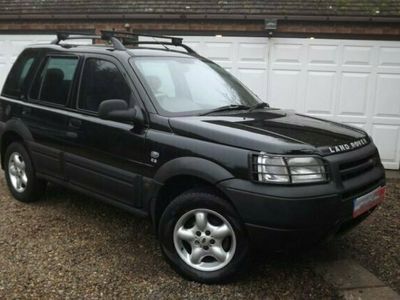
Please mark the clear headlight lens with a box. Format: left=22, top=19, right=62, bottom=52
left=254, top=154, right=327, bottom=184
left=286, top=157, right=327, bottom=183
left=257, top=156, right=289, bottom=183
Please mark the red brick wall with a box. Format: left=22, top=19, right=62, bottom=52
left=0, top=19, right=399, bottom=39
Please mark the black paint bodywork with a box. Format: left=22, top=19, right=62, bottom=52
left=0, top=44, right=385, bottom=249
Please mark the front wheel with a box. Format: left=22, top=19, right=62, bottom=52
left=158, top=189, right=249, bottom=283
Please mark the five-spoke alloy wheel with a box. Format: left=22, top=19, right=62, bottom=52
left=8, top=152, right=28, bottom=193
left=4, top=142, right=46, bottom=202
left=159, top=189, right=249, bottom=283
left=174, top=208, right=236, bottom=272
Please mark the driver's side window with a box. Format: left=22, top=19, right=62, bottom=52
left=78, top=58, right=131, bottom=112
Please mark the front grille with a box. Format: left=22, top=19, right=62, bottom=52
left=339, top=152, right=379, bottom=181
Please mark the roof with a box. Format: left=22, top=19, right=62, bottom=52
left=1, top=0, right=399, bottom=19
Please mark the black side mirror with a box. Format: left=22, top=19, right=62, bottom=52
left=98, top=99, right=137, bottom=123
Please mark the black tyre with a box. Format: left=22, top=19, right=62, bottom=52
left=4, top=142, right=46, bottom=202
left=158, top=188, right=249, bottom=283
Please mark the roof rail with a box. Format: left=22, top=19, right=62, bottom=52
left=100, top=30, right=196, bottom=54
left=51, top=31, right=125, bottom=50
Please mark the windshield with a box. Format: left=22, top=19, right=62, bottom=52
left=131, top=56, right=261, bottom=116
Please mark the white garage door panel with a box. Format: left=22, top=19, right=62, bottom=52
left=1, top=34, right=400, bottom=169
left=372, top=125, right=400, bottom=169
left=374, top=74, right=400, bottom=117
left=308, top=44, right=338, bottom=65
left=343, top=46, right=373, bottom=66
left=379, top=47, right=400, bottom=66
left=305, top=71, right=336, bottom=116
left=338, top=72, right=369, bottom=116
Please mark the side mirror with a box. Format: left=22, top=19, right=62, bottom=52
left=98, top=99, right=137, bottom=123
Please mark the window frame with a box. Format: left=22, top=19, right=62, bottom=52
left=27, top=53, right=81, bottom=109
left=75, top=55, right=134, bottom=116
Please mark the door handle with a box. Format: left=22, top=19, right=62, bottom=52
left=68, top=118, right=82, bottom=129
left=21, top=107, right=31, bottom=116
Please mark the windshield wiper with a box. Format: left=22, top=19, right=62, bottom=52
left=200, top=104, right=250, bottom=116
left=248, top=102, right=269, bottom=112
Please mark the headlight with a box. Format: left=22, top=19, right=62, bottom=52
left=256, top=156, right=289, bottom=183
left=254, top=153, right=327, bottom=184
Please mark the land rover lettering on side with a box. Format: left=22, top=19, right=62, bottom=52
left=0, top=32, right=386, bottom=283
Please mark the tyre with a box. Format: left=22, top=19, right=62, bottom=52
left=4, top=142, right=46, bottom=202
left=158, top=188, right=249, bottom=283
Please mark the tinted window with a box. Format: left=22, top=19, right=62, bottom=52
left=30, top=57, right=78, bottom=105
left=2, top=50, right=37, bottom=98
left=78, top=59, right=131, bottom=112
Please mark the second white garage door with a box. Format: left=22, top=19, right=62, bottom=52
left=1, top=34, right=399, bottom=169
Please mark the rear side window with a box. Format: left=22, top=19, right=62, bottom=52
left=2, top=50, right=37, bottom=99
left=78, top=58, right=131, bottom=112
left=30, top=56, right=78, bottom=106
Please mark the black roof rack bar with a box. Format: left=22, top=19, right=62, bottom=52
left=121, top=40, right=197, bottom=54
left=100, top=30, right=196, bottom=54
left=52, top=31, right=126, bottom=51
left=51, top=31, right=98, bottom=44
left=101, top=30, right=183, bottom=46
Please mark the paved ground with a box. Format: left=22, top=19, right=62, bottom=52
left=0, top=171, right=398, bottom=299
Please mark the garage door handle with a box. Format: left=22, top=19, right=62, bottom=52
left=68, top=118, right=82, bottom=129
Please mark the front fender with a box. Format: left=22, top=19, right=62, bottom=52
left=153, top=156, right=234, bottom=185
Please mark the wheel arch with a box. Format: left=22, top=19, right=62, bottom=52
left=151, top=157, right=235, bottom=228
left=0, top=119, right=33, bottom=169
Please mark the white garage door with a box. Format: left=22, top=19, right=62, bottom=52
left=183, top=36, right=400, bottom=170
left=1, top=34, right=399, bottom=169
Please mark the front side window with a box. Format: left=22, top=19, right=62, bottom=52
left=131, top=57, right=260, bottom=116
left=78, top=58, right=131, bottom=112
left=2, top=50, right=37, bottom=99
left=30, top=56, right=79, bottom=105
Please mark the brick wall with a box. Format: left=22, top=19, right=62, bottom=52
left=0, top=19, right=399, bottom=39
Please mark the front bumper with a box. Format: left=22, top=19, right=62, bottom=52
left=218, top=143, right=386, bottom=250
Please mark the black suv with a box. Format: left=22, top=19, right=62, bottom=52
left=0, top=32, right=386, bottom=283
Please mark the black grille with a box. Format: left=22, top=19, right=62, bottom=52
left=339, top=152, right=379, bottom=181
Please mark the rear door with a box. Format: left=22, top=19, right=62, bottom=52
left=63, top=54, right=147, bottom=208
left=21, top=53, right=80, bottom=180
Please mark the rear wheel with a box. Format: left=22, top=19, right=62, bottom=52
left=4, top=142, right=46, bottom=202
left=158, top=189, right=249, bottom=283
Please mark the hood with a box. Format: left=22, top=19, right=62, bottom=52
left=169, top=109, right=369, bottom=155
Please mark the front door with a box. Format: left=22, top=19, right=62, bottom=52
left=63, top=55, right=147, bottom=207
